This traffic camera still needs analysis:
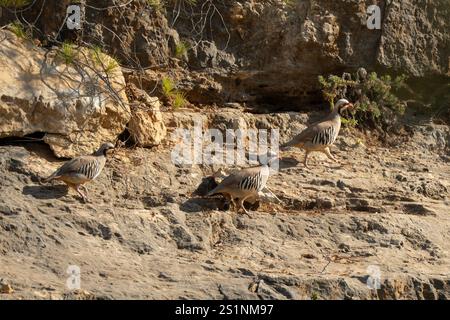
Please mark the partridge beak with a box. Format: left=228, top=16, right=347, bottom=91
left=341, top=103, right=354, bottom=113
left=107, top=147, right=115, bottom=156
left=268, top=154, right=281, bottom=168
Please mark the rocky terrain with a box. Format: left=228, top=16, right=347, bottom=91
left=0, top=0, right=449, bottom=300
left=1, top=109, right=449, bottom=300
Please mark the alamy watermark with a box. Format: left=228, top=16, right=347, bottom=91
left=170, top=117, right=279, bottom=171
left=367, top=4, right=381, bottom=30
left=63, top=3, right=382, bottom=32
left=67, top=5, right=82, bottom=30
left=366, top=265, right=381, bottom=290
left=66, top=265, right=81, bottom=290
left=3, top=3, right=381, bottom=31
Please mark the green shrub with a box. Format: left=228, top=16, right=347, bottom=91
left=318, top=75, right=357, bottom=110
left=161, top=76, right=188, bottom=109
left=172, top=91, right=188, bottom=109
left=0, top=0, right=32, bottom=7
left=283, top=0, right=297, bottom=8
left=8, top=21, right=29, bottom=39
left=311, top=292, right=320, bottom=300
left=90, top=45, right=103, bottom=65
left=341, top=117, right=358, bottom=127
left=318, top=70, right=407, bottom=130
left=174, top=41, right=189, bottom=59
left=162, top=77, right=175, bottom=97
left=58, top=41, right=76, bottom=65
left=146, top=0, right=162, bottom=10
left=104, top=56, right=120, bottom=75
left=90, top=46, right=120, bottom=75
left=151, top=0, right=197, bottom=8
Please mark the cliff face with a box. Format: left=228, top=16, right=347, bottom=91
left=1, top=0, right=449, bottom=109
left=0, top=0, right=449, bottom=300
left=378, top=0, right=450, bottom=77
left=0, top=31, right=130, bottom=157
left=0, top=111, right=449, bottom=299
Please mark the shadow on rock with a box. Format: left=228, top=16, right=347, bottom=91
left=180, top=197, right=229, bottom=213
left=180, top=196, right=260, bottom=213
left=22, top=184, right=69, bottom=199
left=181, top=175, right=225, bottom=213
left=279, top=157, right=301, bottom=170
left=192, top=176, right=218, bottom=197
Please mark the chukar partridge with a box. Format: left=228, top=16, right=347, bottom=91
left=281, top=99, right=353, bottom=168
left=207, top=153, right=278, bottom=214
left=42, top=142, right=115, bottom=201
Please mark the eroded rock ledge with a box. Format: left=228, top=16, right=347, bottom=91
left=0, top=30, right=130, bottom=157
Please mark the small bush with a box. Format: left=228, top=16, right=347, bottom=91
left=0, top=0, right=32, bottom=7
left=161, top=76, right=188, bottom=109
left=283, top=0, right=297, bottom=8
left=8, top=21, right=29, bottom=39
left=104, top=56, right=120, bottom=75
left=311, top=292, right=320, bottom=300
left=318, top=75, right=357, bottom=110
left=162, top=0, right=197, bottom=7
left=318, top=69, right=407, bottom=130
left=173, top=92, right=188, bottom=109
left=146, top=0, right=162, bottom=10
left=58, top=41, right=76, bottom=65
left=174, top=41, right=189, bottom=59
left=90, top=46, right=120, bottom=75
left=341, top=117, right=358, bottom=127
left=90, top=45, right=103, bottom=65
left=162, top=77, right=175, bottom=97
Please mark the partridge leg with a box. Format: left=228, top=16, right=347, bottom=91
left=222, top=193, right=231, bottom=210
left=263, top=186, right=283, bottom=204
left=237, top=197, right=251, bottom=216
left=229, top=197, right=237, bottom=211
left=303, top=151, right=311, bottom=169
left=235, top=198, right=242, bottom=213
left=220, top=194, right=233, bottom=210
left=323, top=147, right=337, bottom=162
left=75, top=185, right=88, bottom=201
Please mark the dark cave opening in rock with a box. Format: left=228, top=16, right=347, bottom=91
left=0, top=132, right=47, bottom=146
left=117, top=127, right=133, bottom=147
left=0, top=132, right=59, bottom=160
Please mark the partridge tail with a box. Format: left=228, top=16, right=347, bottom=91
left=280, top=142, right=290, bottom=151
left=207, top=185, right=223, bottom=196
left=281, top=139, right=301, bottom=150
left=41, top=172, right=58, bottom=183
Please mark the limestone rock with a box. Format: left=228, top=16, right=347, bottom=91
left=0, top=279, right=14, bottom=294
left=127, top=84, right=167, bottom=147
left=1, top=1, right=448, bottom=109
left=0, top=30, right=130, bottom=157
left=377, top=0, right=450, bottom=77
